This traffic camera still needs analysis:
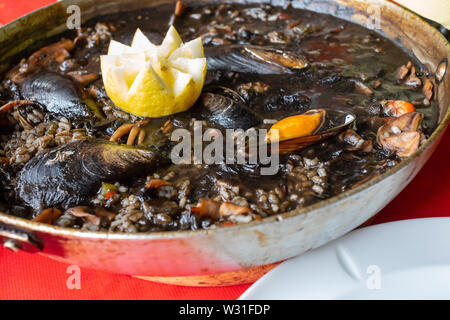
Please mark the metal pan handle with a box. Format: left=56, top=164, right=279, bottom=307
left=0, top=223, right=42, bottom=253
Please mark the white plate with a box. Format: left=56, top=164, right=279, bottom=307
left=240, top=218, right=450, bottom=300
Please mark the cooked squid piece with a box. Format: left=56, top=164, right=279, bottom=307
left=381, top=100, right=416, bottom=117
left=32, top=208, right=62, bottom=224
left=205, top=45, right=308, bottom=74
left=377, top=112, right=423, bottom=157
left=16, top=139, right=163, bottom=213
left=266, top=109, right=326, bottom=143
left=109, top=119, right=149, bottom=145
left=64, top=206, right=116, bottom=226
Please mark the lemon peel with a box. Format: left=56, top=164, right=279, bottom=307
left=100, top=26, right=207, bottom=117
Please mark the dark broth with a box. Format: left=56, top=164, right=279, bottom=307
left=0, top=2, right=437, bottom=232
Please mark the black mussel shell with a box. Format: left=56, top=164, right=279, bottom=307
left=205, top=45, right=308, bottom=75
left=201, top=88, right=263, bottom=130
left=20, top=72, right=102, bottom=121
left=16, top=139, right=162, bottom=213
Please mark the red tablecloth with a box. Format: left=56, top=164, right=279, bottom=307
left=0, top=0, right=449, bottom=300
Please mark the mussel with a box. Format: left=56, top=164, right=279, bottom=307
left=16, top=139, right=162, bottom=213
left=205, top=45, right=308, bottom=74
left=0, top=100, right=44, bottom=130
left=0, top=163, right=12, bottom=192
left=20, top=72, right=102, bottom=121
left=435, top=58, right=448, bottom=83
left=266, top=108, right=356, bottom=154
left=201, top=88, right=263, bottom=130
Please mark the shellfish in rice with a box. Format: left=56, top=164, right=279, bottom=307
left=19, top=72, right=103, bottom=121
left=5, top=39, right=75, bottom=84
left=16, top=139, right=164, bottom=214
left=205, top=45, right=308, bottom=74
left=377, top=112, right=423, bottom=157
left=201, top=88, right=263, bottom=130
left=266, top=109, right=356, bottom=154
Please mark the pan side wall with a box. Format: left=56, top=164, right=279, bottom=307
left=0, top=0, right=448, bottom=277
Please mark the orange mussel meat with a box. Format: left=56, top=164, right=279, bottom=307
left=265, top=108, right=355, bottom=154
left=266, top=109, right=326, bottom=143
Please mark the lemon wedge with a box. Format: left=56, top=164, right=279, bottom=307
left=100, top=26, right=207, bottom=117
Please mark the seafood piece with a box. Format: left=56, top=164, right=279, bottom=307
left=372, top=79, right=382, bottom=89
left=191, top=198, right=221, bottom=219
left=352, top=80, right=373, bottom=96
left=395, top=61, right=412, bottom=81
left=201, top=89, right=263, bottom=130
left=32, top=208, right=62, bottom=224
left=0, top=100, right=36, bottom=114
left=422, top=79, right=434, bottom=101
left=381, top=100, right=416, bottom=117
left=174, top=0, right=187, bottom=17
left=405, top=66, right=422, bottom=88
left=161, top=120, right=174, bottom=134
left=109, top=120, right=149, bottom=145
left=0, top=100, right=45, bottom=130
left=264, top=88, right=311, bottom=112
left=395, top=62, right=422, bottom=88
left=361, top=116, right=391, bottom=134
left=168, top=0, right=187, bottom=25
left=266, top=109, right=356, bottom=154
left=266, top=109, right=325, bottom=143
left=145, top=179, right=171, bottom=190
left=191, top=198, right=253, bottom=219
left=237, top=82, right=271, bottom=100
left=16, top=139, right=162, bottom=213
left=379, top=132, right=420, bottom=157
left=6, top=39, right=74, bottom=84
left=20, top=72, right=102, bottom=121
left=67, top=71, right=99, bottom=87
left=435, top=58, right=448, bottom=83
left=26, top=39, right=74, bottom=70
left=377, top=112, right=423, bottom=157
left=205, top=45, right=308, bottom=74
left=0, top=164, right=12, bottom=191
left=65, top=206, right=116, bottom=226
left=339, top=129, right=373, bottom=153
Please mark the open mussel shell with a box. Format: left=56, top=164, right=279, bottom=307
left=205, top=45, right=308, bottom=75
left=435, top=58, right=448, bottom=83
left=269, top=108, right=356, bottom=155
left=20, top=72, right=103, bottom=121
left=201, top=87, right=263, bottom=130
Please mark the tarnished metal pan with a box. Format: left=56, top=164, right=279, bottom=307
left=0, top=0, right=449, bottom=286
